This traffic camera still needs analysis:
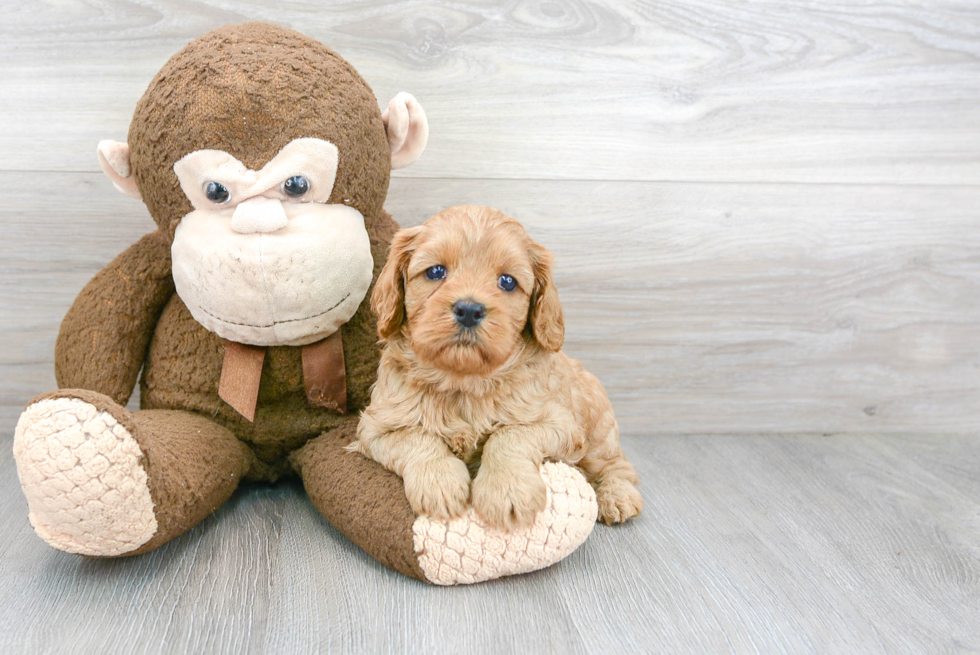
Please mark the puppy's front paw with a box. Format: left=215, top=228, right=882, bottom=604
left=471, top=463, right=547, bottom=531
left=596, top=477, right=643, bottom=525
left=404, top=457, right=471, bottom=520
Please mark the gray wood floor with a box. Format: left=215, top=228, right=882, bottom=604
left=1, top=1, right=979, bottom=653
left=1, top=431, right=978, bottom=654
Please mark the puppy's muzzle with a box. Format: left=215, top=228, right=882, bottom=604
left=452, top=299, right=485, bottom=329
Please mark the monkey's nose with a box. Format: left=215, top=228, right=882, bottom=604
left=231, top=196, right=288, bottom=234
left=452, top=300, right=486, bottom=329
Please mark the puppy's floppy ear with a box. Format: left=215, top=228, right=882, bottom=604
left=373, top=226, right=423, bottom=339
left=527, top=240, right=564, bottom=352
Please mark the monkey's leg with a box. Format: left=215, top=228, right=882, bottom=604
left=13, top=389, right=251, bottom=557
left=291, top=421, right=599, bottom=585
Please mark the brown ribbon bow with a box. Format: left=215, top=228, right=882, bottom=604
left=217, top=328, right=347, bottom=422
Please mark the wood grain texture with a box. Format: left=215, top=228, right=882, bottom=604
left=3, top=173, right=977, bottom=433
left=1, top=2, right=979, bottom=652
left=387, top=179, right=980, bottom=434
left=1, top=433, right=978, bottom=654
left=0, top=1, right=979, bottom=183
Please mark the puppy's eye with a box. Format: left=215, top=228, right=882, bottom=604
left=282, top=175, right=310, bottom=198
left=425, top=265, right=447, bottom=281
left=204, top=181, right=230, bottom=204
left=498, top=274, right=518, bottom=292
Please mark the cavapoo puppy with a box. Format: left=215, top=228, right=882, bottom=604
left=353, top=205, right=641, bottom=530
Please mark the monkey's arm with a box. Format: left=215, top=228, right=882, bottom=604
left=55, top=230, right=175, bottom=405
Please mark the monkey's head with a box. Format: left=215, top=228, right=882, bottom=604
left=96, top=23, right=427, bottom=347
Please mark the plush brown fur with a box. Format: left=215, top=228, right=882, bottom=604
left=129, top=22, right=392, bottom=242
left=20, top=24, right=600, bottom=582
left=355, top=206, right=642, bottom=530
left=42, top=23, right=419, bottom=573
left=56, top=23, right=395, bottom=479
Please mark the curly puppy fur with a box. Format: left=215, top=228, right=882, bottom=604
left=354, top=205, right=641, bottom=530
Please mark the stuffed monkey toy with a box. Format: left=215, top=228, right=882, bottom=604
left=12, top=23, right=598, bottom=585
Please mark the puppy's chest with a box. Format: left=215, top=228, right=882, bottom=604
left=431, top=396, right=503, bottom=462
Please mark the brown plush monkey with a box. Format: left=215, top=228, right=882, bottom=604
left=13, top=23, right=597, bottom=585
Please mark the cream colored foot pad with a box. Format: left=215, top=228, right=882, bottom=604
left=413, top=462, right=598, bottom=585
left=13, top=398, right=157, bottom=556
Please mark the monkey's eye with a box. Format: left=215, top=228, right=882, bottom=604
left=424, top=265, right=447, bottom=281
left=204, top=181, right=230, bottom=204
left=282, top=175, right=310, bottom=198
left=498, top=274, right=518, bottom=292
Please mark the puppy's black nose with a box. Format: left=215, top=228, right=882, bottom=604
left=453, top=300, right=486, bottom=328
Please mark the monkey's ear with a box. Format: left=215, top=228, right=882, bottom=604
left=372, top=225, right=424, bottom=339
left=97, top=140, right=142, bottom=199
left=382, top=93, right=428, bottom=170
left=527, top=241, right=564, bottom=352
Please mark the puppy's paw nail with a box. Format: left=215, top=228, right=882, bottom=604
left=596, top=477, right=642, bottom=525
left=406, top=457, right=471, bottom=519
left=471, top=465, right=547, bottom=531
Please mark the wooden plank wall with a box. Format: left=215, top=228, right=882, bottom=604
left=1, top=1, right=978, bottom=435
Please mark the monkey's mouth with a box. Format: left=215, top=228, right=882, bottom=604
left=172, top=204, right=375, bottom=347
left=197, top=293, right=350, bottom=329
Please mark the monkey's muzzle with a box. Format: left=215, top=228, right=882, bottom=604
left=171, top=203, right=374, bottom=347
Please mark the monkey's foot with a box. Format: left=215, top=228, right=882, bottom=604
left=296, top=431, right=599, bottom=585
left=412, top=462, right=598, bottom=585
left=13, top=393, right=157, bottom=556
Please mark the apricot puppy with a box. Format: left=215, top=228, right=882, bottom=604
left=354, top=205, right=641, bottom=530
